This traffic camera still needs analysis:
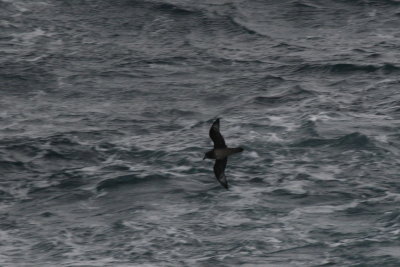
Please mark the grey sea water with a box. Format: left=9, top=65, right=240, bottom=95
left=1, top=0, right=400, bottom=266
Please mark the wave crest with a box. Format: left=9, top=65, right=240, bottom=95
left=296, top=63, right=400, bottom=74
left=96, top=174, right=166, bottom=191
left=292, top=132, right=372, bottom=149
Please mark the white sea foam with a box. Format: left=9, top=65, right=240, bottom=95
left=308, top=113, right=332, bottom=122
left=269, top=115, right=296, bottom=131
left=12, top=28, right=47, bottom=43
left=280, top=180, right=309, bottom=195
left=246, top=151, right=259, bottom=158
left=374, top=134, right=388, bottom=143
left=288, top=201, right=358, bottom=217
left=267, top=133, right=284, bottom=142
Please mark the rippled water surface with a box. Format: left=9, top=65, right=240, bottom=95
left=1, top=0, right=400, bottom=266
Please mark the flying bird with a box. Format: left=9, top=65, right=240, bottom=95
left=203, top=118, right=243, bottom=189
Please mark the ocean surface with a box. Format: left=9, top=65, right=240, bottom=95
left=1, top=0, right=400, bottom=266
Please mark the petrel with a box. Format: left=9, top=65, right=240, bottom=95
left=203, top=118, right=244, bottom=189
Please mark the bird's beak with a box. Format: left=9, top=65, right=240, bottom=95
left=203, top=155, right=206, bottom=160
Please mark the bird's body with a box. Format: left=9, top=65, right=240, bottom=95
left=206, top=148, right=244, bottom=160
left=203, top=118, right=243, bottom=189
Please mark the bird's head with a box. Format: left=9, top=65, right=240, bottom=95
left=203, top=150, right=214, bottom=160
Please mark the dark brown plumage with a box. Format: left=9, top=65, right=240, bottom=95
left=203, top=119, right=243, bottom=189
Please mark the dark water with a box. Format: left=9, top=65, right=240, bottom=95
left=1, top=0, right=400, bottom=266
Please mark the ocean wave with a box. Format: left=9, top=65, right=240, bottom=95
left=252, top=85, right=315, bottom=105
left=25, top=169, right=87, bottom=194
left=0, top=135, right=105, bottom=174
left=261, top=74, right=285, bottom=82
left=148, top=1, right=264, bottom=38
left=296, top=63, right=400, bottom=74
left=96, top=174, right=167, bottom=191
left=292, top=132, right=373, bottom=150
left=0, top=0, right=30, bottom=13
left=40, top=146, right=100, bottom=164
left=290, top=0, right=322, bottom=9
left=0, top=189, right=14, bottom=202
left=154, top=2, right=198, bottom=16
left=334, top=132, right=370, bottom=148
left=228, top=17, right=267, bottom=37
left=100, top=164, right=131, bottom=171
left=0, top=60, right=56, bottom=93
left=117, top=0, right=203, bottom=22
left=11, top=28, right=48, bottom=44
left=164, top=108, right=199, bottom=117
left=365, top=0, right=400, bottom=6
left=0, top=159, right=25, bottom=171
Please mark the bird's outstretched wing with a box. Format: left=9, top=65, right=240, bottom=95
left=209, top=118, right=226, bottom=149
left=214, top=158, right=228, bottom=189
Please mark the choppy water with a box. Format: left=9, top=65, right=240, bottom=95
left=1, top=0, right=400, bottom=266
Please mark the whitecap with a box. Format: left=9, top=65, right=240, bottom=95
left=279, top=180, right=309, bottom=195
left=288, top=201, right=359, bottom=217
left=374, top=134, right=388, bottom=143
left=79, top=165, right=101, bottom=173
left=308, top=113, right=332, bottom=122
left=12, top=28, right=47, bottom=43
left=214, top=212, right=252, bottom=226
left=246, top=151, right=259, bottom=158
left=269, top=115, right=297, bottom=131
left=267, top=133, right=284, bottom=142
